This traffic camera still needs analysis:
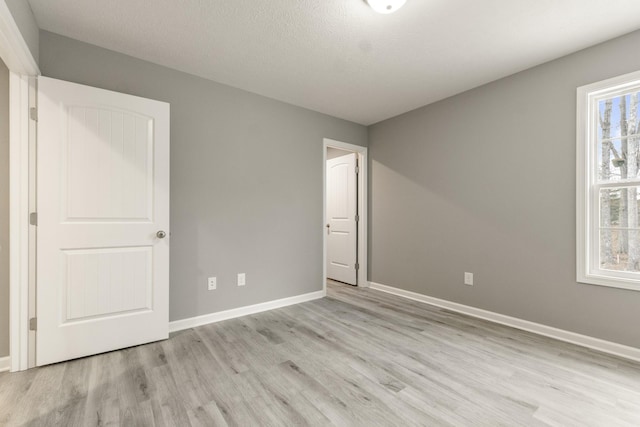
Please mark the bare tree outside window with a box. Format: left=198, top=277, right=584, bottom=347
left=598, top=92, right=640, bottom=272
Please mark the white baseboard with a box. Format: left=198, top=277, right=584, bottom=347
left=369, top=282, right=640, bottom=363
left=0, top=356, right=10, bottom=373
left=169, top=290, right=326, bottom=333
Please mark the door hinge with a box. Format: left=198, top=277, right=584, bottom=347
left=29, top=107, right=37, bottom=122
left=29, top=212, right=37, bottom=226
left=355, top=214, right=359, bottom=222
left=29, top=317, right=37, bottom=331
left=355, top=263, right=360, bottom=270
left=355, top=166, right=359, bottom=174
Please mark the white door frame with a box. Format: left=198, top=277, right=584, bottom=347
left=323, top=138, right=368, bottom=292
left=0, top=2, right=40, bottom=372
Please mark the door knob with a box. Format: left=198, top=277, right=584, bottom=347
left=156, top=230, right=167, bottom=239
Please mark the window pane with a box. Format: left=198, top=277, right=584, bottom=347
left=597, top=138, right=626, bottom=181
left=600, top=229, right=640, bottom=272
left=598, top=94, right=637, bottom=140
left=597, top=91, right=640, bottom=183
left=600, top=187, right=640, bottom=227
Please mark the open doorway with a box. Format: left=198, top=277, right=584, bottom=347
left=323, top=139, right=368, bottom=291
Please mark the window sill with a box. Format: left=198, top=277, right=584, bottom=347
left=578, top=273, right=640, bottom=291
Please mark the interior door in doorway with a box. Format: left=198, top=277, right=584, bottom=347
left=36, top=76, right=170, bottom=366
left=326, top=152, right=357, bottom=285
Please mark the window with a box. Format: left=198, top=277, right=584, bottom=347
left=578, top=70, right=640, bottom=290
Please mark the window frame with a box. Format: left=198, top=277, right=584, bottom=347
left=577, top=70, right=640, bottom=291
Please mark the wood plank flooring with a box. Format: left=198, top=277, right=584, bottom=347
left=1, top=282, right=640, bottom=426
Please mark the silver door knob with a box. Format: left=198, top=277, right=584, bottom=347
left=157, top=230, right=167, bottom=239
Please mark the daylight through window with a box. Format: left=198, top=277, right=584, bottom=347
left=578, top=70, right=640, bottom=290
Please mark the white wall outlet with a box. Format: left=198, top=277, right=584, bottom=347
left=237, top=273, right=246, bottom=287
left=464, top=272, right=473, bottom=286
left=208, top=277, right=217, bottom=290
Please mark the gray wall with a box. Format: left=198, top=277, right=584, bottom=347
left=5, top=0, right=39, bottom=64
left=0, top=58, right=8, bottom=357
left=39, top=31, right=367, bottom=322
left=369, top=29, right=640, bottom=349
left=15, top=27, right=640, bottom=353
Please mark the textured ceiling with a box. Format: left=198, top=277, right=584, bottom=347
left=27, top=0, right=640, bottom=125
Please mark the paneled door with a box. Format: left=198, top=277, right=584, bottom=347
left=36, top=77, right=170, bottom=366
left=326, top=152, right=357, bottom=285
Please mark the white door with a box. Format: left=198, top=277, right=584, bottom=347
left=36, top=77, right=170, bottom=366
left=326, top=152, right=357, bottom=285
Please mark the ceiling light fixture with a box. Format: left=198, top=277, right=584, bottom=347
left=366, top=0, right=406, bottom=14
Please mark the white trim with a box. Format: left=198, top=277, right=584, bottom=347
left=168, top=290, right=326, bottom=333
left=9, top=72, right=31, bottom=372
left=0, top=1, right=39, bottom=75
left=1, top=0, right=39, bottom=372
left=323, top=139, right=369, bottom=291
left=0, top=356, right=10, bottom=373
left=577, top=70, right=640, bottom=291
left=369, top=282, right=640, bottom=363
left=27, top=77, right=36, bottom=369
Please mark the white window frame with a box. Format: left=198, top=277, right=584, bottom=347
left=577, top=70, right=640, bottom=291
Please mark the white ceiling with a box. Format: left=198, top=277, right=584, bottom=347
left=27, top=0, right=640, bottom=125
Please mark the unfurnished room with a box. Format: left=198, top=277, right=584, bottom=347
left=1, top=0, right=640, bottom=426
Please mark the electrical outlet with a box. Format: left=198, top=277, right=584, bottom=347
left=464, top=272, right=473, bottom=286
left=208, top=277, right=217, bottom=290
left=237, top=273, right=246, bottom=287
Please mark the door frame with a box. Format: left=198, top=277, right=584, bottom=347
left=0, top=2, right=40, bottom=372
left=323, top=138, right=369, bottom=292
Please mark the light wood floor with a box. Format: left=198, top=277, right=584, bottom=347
left=2, top=282, right=640, bottom=426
